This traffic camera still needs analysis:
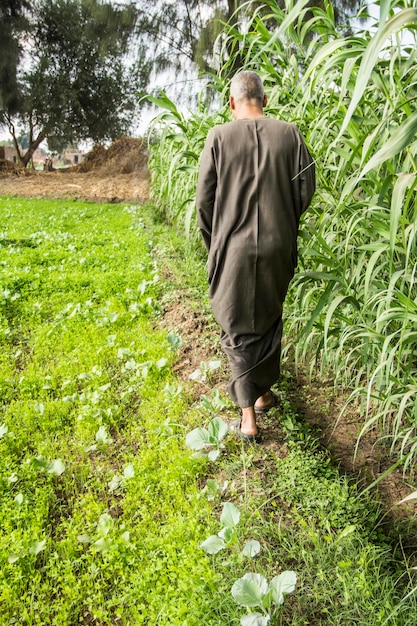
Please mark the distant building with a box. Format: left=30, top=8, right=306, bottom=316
left=0, top=146, right=19, bottom=163
left=61, top=148, right=84, bottom=166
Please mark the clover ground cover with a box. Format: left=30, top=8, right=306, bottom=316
left=0, top=197, right=220, bottom=624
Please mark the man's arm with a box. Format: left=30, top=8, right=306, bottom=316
left=196, top=131, right=217, bottom=251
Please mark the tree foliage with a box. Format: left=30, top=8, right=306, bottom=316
left=0, top=0, right=29, bottom=119
left=1, top=0, right=140, bottom=166
left=132, top=0, right=362, bottom=94
left=0, top=0, right=362, bottom=166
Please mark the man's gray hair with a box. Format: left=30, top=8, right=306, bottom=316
left=230, top=71, right=264, bottom=103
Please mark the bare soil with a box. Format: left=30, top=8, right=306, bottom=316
left=0, top=136, right=149, bottom=204
left=1, top=137, right=415, bottom=526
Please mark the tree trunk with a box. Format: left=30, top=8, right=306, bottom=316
left=21, top=133, right=45, bottom=168
left=6, top=112, right=45, bottom=168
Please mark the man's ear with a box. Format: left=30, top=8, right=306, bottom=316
left=263, top=94, right=268, bottom=108
left=229, top=95, right=236, bottom=110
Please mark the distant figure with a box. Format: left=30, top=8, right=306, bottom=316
left=43, top=158, right=53, bottom=171
left=196, top=70, right=315, bottom=442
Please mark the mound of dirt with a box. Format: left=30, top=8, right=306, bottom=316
left=0, top=159, right=19, bottom=173
left=77, top=136, right=148, bottom=175
left=0, top=136, right=150, bottom=204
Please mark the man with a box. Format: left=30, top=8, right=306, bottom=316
left=196, top=70, right=315, bottom=442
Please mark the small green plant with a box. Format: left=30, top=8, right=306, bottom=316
left=189, top=359, right=221, bottom=383
left=200, top=478, right=229, bottom=502
left=199, top=388, right=230, bottom=413
left=186, top=416, right=229, bottom=461
left=231, top=571, right=297, bottom=626
left=167, top=331, right=182, bottom=351
left=200, top=501, right=261, bottom=558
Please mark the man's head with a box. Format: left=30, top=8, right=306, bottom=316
left=229, top=71, right=267, bottom=119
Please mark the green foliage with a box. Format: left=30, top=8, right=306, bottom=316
left=0, top=197, right=223, bottom=624
left=2, top=0, right=139, bottom=165
left=147, top=0, right=417, bottom=467
left=200, top=501, right=261, bottom=557
left=231, top=571, right=297, bottom=625
left=0, top=0, right=29, bottom=118
left=186, top=416, right=229, bottom=460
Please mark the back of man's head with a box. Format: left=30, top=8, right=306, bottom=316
left=230, top=71, right=264, bottom=104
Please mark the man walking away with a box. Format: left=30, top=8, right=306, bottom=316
left=196, top=70, right=315, bottom=442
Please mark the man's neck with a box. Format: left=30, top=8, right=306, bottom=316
left=230, top=96, right=265, bottom=120
left=233, top=103, right=264, bottom=120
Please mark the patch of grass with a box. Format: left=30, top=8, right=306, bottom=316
left=0, top=197, right=223, bottom=624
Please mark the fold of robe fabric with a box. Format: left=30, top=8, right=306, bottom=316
left=196, top=117, right=315, bottom=407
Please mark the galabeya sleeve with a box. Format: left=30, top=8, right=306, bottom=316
left=196, top=129, right=217, bottom=252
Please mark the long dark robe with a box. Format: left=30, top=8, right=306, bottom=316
left=196, top=117, right=315, bottom=407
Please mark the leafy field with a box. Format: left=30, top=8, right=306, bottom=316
left=1, top=195, right=417, bottom=625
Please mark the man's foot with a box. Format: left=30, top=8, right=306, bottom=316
left=254, top=390, right=279, bottom=414
left=231, top=405, right=259, bottom=440
left=230, top=418, right=261, bottom=443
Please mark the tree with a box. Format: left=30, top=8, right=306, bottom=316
left=0, top=0, right=30, bottom=121
left=1, top=0, right=143, bottom=167
left=132, top=0, right=362, bottom=94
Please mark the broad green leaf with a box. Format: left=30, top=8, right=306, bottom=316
left=29, top=539, right=46, bottom=556
left=242, top=540, right=261, bottom=557
left=32, top=457, right=49, bottom=470
left=270, top=571, right=297, bottom=605
left=359, top=112, right=417, bottom=179
left=97, top=513, right=113, bottom=536
left=200, top=535, right=225, bottom=554
left=185, top=427, right=210, bottom=450
left=390, top=173, right=417, bottom=252
left=208, top=449, right=221, bottom=462
left=95, top=425, right=113, bottom=444
left=219, top=526, right=234, bottom=543
left=0, top=423, right=8, bottom=438
left=47, top=459, right=65, bottom=476
left=93, top=537, right=112, bottom=553
left=8, top=554, right=20, bottom=564
left=337, top=525, right=357, bottom=540
left=231, top=573, right=269, bottom=608
left=123, top=464, right=135, bottom=479
left=221, top=502, right=240, bottom=528
left=208, top=417, right=229, bottom=442
left=189, top=368, right=204, bottom=382
left=146, top=91, right=181, bottom=116
left=167, top=332, right=182, bottom=350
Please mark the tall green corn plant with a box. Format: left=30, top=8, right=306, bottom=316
left=146, top=0, right=417, bottom=465
left=147, top=91, right=226, bottom=237
left=288, top=0, right=417, bottom=460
